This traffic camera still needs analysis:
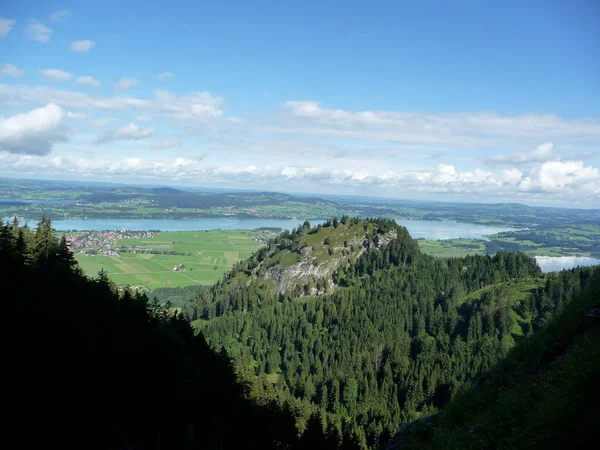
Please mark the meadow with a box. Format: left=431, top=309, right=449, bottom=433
left=416, top=238, right=486, bottom=257
left=75, top=230, right=261, bottom=289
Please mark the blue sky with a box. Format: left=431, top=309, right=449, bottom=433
left=0, top=0, right=599, bottom=206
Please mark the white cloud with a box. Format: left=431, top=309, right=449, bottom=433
left=520, top=160, right=600, bottom=194
left=0, top=83, right=240, bottom=124
left=154, top=89, right=224, bottom=120
left=114, top=77, right=138, bottom=89
left=67, top=111, right=87, bottom=119
left=0, top=83, right=151, bottom=110
left=90, top=118, right=115, bottom=128
left=488, top=142, right=555, bottom=165
left=156, top=72, right=174, bottom=80
left=25, top=20, right=52, bottom=43
left=500, top=168, right=523, bottom=185
left=1, top=152, right=598, bottom=206
left=96, top=123, right=154, bottom=143
left=281, top=101, right=600, bottom=149
left=49, top=10, right=71, bottom=21
left=69, top=40, right=95, bottom=53
left=40, top=69, right=74, bottom=82
left=75, top=76, right=100, bottom=88
left=151, top=139, right=181, bottom=149
left=0, top=17, right=15, bottom=38
left=0, top=104, right=68, bottom=155
left=0, top=64, right=24, bottom=78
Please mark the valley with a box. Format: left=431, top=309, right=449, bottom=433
left=3, top=177, right=600, bottom=260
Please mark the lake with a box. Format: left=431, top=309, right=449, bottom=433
left=42, top=217, right=518, bottom=240
left=0, top=198, right=76, bottom=205
left=535, top=256, right=600, bottom=273
left=44, top=217, right=310, bottom=232
left=395, top=219, right=519, bottom=240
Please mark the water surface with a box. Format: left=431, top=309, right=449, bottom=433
left=42, top=217, right=519, bottom=240
left=45, top=217, right=309, bottom=232
left=535, top=256, right=600, bottom=273
left=395, top=219, right=518, bottom=240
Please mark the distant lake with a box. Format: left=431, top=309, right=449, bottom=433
left=45, top=218, right=310, bottom=232
left=41, top=217, right=518, bottom=240
left=535, top=256, right=600, bottom=273
left=395, top=219, right=519, bottom=240
left=0, top=198, right=76, bottom=205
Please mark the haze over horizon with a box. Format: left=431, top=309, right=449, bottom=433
left=0, top=0, right=599, bottom=207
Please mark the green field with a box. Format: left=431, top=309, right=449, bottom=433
left=75, top=230, right=261, bottom=289
left=417, top=238, right=486, bottom=257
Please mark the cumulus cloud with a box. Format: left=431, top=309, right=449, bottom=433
left=75, top=76, right=100, bottom=87
left=96, top=123, right=154, bottom=143
left=0, top=104, right=68, bottom=155
left=114, top=77, right=138, bottom=89
left=25, top=20, right=52, bottom=42
left=500, top=168, right=523, bottom=185
left=40, top=69, right=74, bottom=82
left=49, top=10, right=71, bottom=21
left=519, top=160, right=600, bottom=194
left=488, top=142, right=555, bottom=165
left=151, top=139, right=181, bottom=149
left=0, top=151, right=598, bottom=206
left=0, top=17, right=15, bottom=38
left=0, top=64, right=24, bottom=78
left=69, top=40, right=95, bottom=52
left=156, top=72, right=174, bottom=80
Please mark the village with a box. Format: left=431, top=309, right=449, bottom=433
left=67, top=230, right=156, bottom=255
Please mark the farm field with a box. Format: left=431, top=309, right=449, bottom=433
left=417, top=238, right=486, bottom=257
left=75, top=230, right=261, bottom=289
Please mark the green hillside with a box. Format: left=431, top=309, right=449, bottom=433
left=392, top=272, right=600, bottom=450
left=6, top=215, right=598, bottom=449
left=181, top=217, right=598, bottom=448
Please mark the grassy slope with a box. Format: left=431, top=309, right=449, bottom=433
left=394, top=274, right=600, bottom=450
left=418, top=238, right=486, bottom=257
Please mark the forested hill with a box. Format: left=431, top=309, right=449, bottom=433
left=2, top=217, right=350, bottom=450
left=391, top=272, right=600, bottom=450
left=184, top=217, right=599, bottom=449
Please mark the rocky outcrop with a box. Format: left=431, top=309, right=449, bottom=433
left=260, top=229, right=397, bottom=296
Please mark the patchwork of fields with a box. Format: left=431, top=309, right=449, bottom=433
left=75, top=230, right=261, bottom=289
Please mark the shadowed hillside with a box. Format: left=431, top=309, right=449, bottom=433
left=3, top=216, right=350, bottom=450
left=389, top=271, right=600, bottom=449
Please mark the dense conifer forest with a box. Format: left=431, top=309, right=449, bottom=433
left=2, top=216, right=351, bottom=449
left=183, top=218, right=599, bottom=448
left=3, top=216, right=598, bottom=449
left=393, top=271, right=600, bottom=450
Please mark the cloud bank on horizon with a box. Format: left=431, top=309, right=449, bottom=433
left=0, top=2, right=598, bottom=207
